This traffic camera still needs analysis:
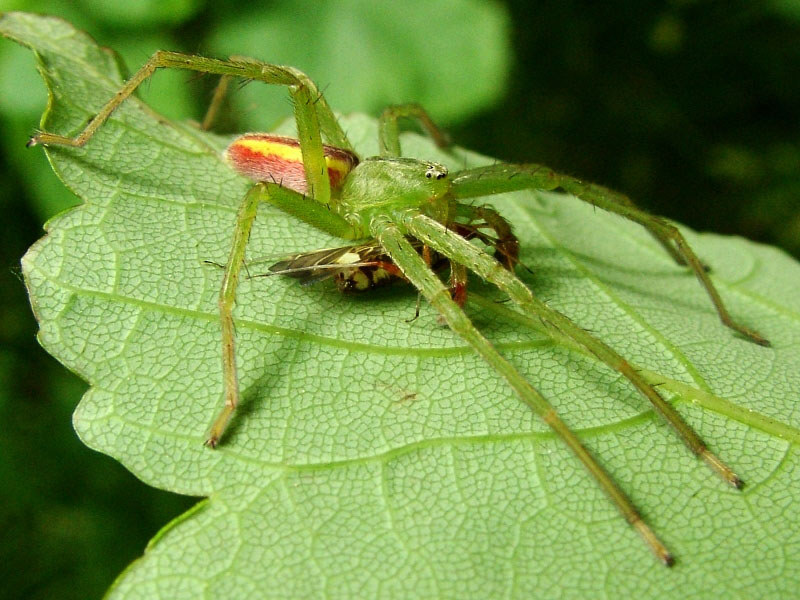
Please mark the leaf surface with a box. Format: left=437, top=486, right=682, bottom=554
left=4, top=12, right=800, bottom=599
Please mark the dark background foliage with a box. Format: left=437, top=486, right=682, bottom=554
left=0, top=1, right=797, bottom=598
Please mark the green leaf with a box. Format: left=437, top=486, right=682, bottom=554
left=5, top=11, right=800, bottom=599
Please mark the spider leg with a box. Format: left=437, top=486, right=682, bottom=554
left=446, top=203, right=521, bottom=306
left=207, top=182, right=358, bottom=447
left=378, top=103, right=451, bottom=157
left=455, top=203, right=520, bottom=269
left=451, top=164, right=770, bottom=346
left=27, top=51, right=353, bottom=206
left=200, top=73, right=233, bottom=131
left=370, top=214, right=674, bottom=566
left=449, top=260, right=469, bottom=307
left=398, top=211, right=744, bottom=490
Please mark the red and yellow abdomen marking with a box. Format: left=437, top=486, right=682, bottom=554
left=225, top=133, right=359, bottom=196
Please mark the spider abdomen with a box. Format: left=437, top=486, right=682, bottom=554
left=225, top=133, right=358, bottom=195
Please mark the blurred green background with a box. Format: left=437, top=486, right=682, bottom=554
left=0, top=1, right=798, bottom=598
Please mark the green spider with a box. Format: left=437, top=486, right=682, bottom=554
left=27, top=51, right=770, bottom=566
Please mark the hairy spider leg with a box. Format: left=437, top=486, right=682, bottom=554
left=375, top=104, right=760, bottom=344
left=441, top=207, right=519, bottom=307
left=27, top=51, right=354, bottom=207
left=376, top=102, right=698, bottom=277
left=455, top=203, right=520, bottom=270
left=369, top=213, right=674, bottom=566
left=450, top=164, right=770, bottom=346
left=200, top=71, right=232, bottom=131
left=397, top=210, right=744, bottom=490
left=378, top=103, right=452, bottom=157
left=211, top=183, right=359, bottom=446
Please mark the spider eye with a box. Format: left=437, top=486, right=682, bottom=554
left=425, top=163, right=448, bottom=180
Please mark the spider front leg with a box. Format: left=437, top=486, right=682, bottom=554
left=370, top=214, right=674, bottom=565
left=399, top=211, right=744, bottom=489
left=208, top=182, right=358, bottom=447
left=451, top=164, right=770, bottom=346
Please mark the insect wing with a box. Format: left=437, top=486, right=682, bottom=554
left=268, top=243, right=391, bottom=285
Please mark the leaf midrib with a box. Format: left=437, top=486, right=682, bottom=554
left=31, top=265, right=555, bottom=357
